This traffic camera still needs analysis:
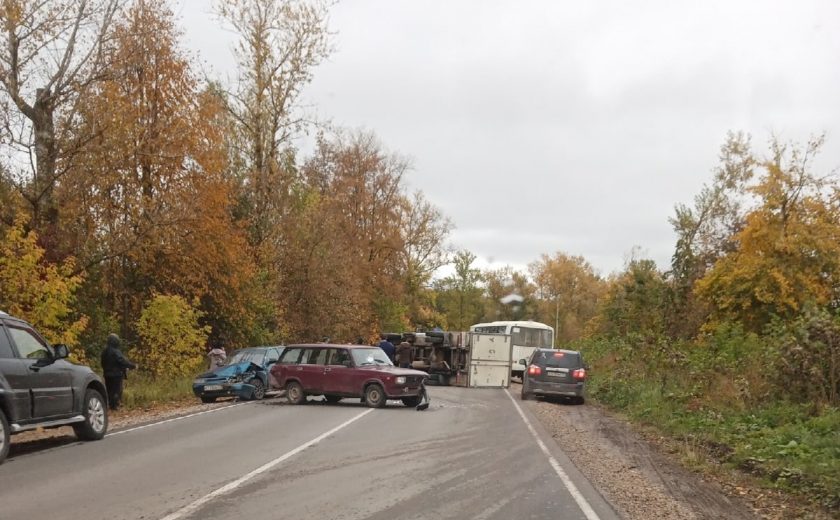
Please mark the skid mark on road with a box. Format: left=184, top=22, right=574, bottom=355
left=159, top=408, right=375, bottom=520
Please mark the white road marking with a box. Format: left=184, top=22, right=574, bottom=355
left=106, top=402, right=251, bottom=438
left=158, top=408, right=375, bottom=520
left=505, top=389, right=601, bottom=520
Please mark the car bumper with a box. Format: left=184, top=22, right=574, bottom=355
left=385, top=386, right=424, bottom=398
left=193, top=382, right=255, bottom=400
left=528, top=381, right=584, bottom=397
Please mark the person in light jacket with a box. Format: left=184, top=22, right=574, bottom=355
left=207, top=344, right=227, bottom=370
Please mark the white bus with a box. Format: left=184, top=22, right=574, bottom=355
left=469, top=321, right=554, bottom=378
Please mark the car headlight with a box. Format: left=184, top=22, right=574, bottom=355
left=395, top=376, right=406, bottom=385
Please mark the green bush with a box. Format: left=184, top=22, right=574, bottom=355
left=135, top=294, right=210, bottom=378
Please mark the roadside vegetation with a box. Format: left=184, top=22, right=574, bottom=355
left=0, top=1, right=836, bottom=512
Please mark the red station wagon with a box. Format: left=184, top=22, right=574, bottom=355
left=271, top=344, right=428, bottom=408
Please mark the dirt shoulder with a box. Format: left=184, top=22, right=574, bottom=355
left=514, top=382, right=829, bottom=520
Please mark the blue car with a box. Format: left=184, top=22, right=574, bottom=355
left=192, top=346, right=284, bottom=403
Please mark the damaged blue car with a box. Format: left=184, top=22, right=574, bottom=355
left=192, top=346, right=284, bottom=403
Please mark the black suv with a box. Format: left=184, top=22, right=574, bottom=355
left=520, top=348, right=586, bottom=404
left=0, top=311, right=109, bottom=464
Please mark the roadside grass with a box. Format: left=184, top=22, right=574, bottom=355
left=587, top=374, right=840, bottom=513
left=121, top=374, right=195, bottom=410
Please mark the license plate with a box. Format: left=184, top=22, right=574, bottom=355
left=547, top=372, right=564, bottom=377
left=204, top=384, right=223, bottom=391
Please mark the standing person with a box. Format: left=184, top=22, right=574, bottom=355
left=207, top=343, right=227, bottom=370
left=396, top=341, right=413, bottom=369
left=101, top=333, right=137, bottom=410
left=377, top=335, right=395, bottom=362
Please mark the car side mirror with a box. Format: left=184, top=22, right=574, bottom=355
left=519, top=359, right=527, bottom=366
left=54, top=344, right=69, bottom=359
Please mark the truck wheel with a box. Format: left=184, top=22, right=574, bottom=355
left=0, top=410, right=9, bottom=464
left=286, top=381, right=306, bottom=405
left=401, top=395, right=421, bottom=407
left=364, top=384, right=387, bottom=408
left=250, top=378, right=266, bottom=400
left=73, top=388, right=108, bottom=441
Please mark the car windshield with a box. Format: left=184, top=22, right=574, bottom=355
left=351, top=348, right=393, bottom=367
left=228, top=350, right=259, bottom=365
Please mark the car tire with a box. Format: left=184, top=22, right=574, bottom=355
left=401, top=395, right=421, bottom=407
left=200, top=396, right=217, bottom=404
left=250, top=378, right=266, bottom=400
left=0, top=410, right=10, bottom=464
left=364, top=384, right=387, bottom=408
left=574, top=396, right=585, bottom=405
left=324, top=395, right=342, bottom=404
left=286, top=381, right=306, bottom=405
left=73, top=388, right=108, bottom=441
left=521, top=385, right=533, bottom=401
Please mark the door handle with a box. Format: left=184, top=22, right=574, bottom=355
left=324, top=368, right=332, bottom=373
left=295, top=367, right=303, bottom=371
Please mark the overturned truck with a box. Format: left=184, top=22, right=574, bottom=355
left=384, top=331, right=470, bottom=386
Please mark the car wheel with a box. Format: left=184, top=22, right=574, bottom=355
left=200, top=396, right=217, bottom=404
left=286, top=381, right=306, bottom=405
left=73, top=388, right=108, bottom=441
left=250, top=378, right=266, bottom=400
left=521, top=381, right=533, bottom=401
left=401, top=395, right=421, bottom=407
left=0, top=410, right=9, bottom=464
left=324, top=395, right=342, bottom=404
left=574, top=396, right=585, bottom=405
left=364, top=384, right=387, bottom=408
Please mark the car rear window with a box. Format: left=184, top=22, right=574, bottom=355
left=533, top=350, right=581, bottom=369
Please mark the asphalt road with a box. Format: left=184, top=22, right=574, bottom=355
left=0, top=387, right=619, bottom=520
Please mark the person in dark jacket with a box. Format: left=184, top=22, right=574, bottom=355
left=101, top=333, right=136, bottom=410
left=377, top=335, right=395, bottom=362
left=396, top=341, right=413, bottom=369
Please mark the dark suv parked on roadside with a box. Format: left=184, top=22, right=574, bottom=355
left=0, top=311, right=109, bottom=464
left=520, top=348, right=586, bottom=404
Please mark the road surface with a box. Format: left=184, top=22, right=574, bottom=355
left=0, top=387, right=619, bottom=520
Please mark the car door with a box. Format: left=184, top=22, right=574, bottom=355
left=292, top=348, right=325, bottom=393
left=6, top=324, right=75, bottom=418
left=323, top=348, right=356, bottom=396
left=0, top=324, right=31, bottom=422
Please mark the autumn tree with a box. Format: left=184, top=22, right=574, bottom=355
left=396, top=191, right=452, bottom=328
left=592, top=259, right=669, bottom=339
left=434, top=250, right=484, bottom=330
left=215, top=0, right=332, bottom=254
left=0, top=0, right=120, bottom=238
left=529, top=252, right=603, bottom=345
left=668, top=131, right=755, bottom=337
left=135, top=294, right=210, bottom=378
left=480, top=266, right=537, bottom=322
left=0, top=217, right=88, bottom=360
left=697, top=135, right=840, bottom=331
left=61, top=0, right=264, bottom=347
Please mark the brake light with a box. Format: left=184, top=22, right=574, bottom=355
left=527, top=365, right=541, bottom=376
left=572, top=368, right=586, bottom=380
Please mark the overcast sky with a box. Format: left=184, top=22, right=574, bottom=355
left=177, top=0, right=840, bottom=277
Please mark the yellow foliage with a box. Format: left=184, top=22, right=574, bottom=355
left=0, top=218, right=89, bottom=363
left=135, top=294, right=210, bottom=378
